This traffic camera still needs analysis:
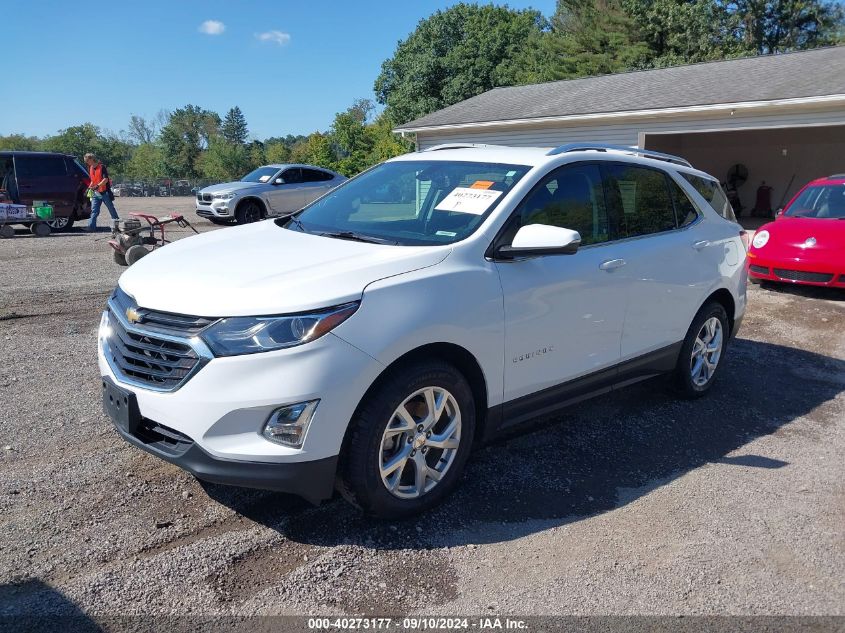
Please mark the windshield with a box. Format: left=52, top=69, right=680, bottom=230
left=288, top=160, right=531, bottom=246
left=241, top=166, right=280, bottom=183
left=785, top=184, right=845, bottom=219
left=74, top=158, right=89, bottom=178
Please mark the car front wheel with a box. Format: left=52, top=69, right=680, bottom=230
left=338, top=360, right=475, bottom=518
left=235, top=200, right=263, bottom=224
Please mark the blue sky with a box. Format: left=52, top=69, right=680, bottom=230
left=3, top=0, right=555, bottom=140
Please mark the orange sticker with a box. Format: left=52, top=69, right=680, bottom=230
left=469, top=180, right=494, bottom=190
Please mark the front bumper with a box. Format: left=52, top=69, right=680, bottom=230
left=98, top=321, right=385, bottom=463
left=108, top=404, right=338, bottom=503
left=195, top=199, right=233, bottom=217
left=747, top=257, right=845, bottom=287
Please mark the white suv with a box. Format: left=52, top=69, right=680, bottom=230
left=99, top=143, right=747, bottom=518
left=195, top=164, right=346, bottom=225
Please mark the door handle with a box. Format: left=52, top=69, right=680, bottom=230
left=599, top=258, right=626, bottom=271
left=693, top=240, right=710, bottom=250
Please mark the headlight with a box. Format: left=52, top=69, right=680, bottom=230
left=212, top=192, right=237, bottom=200
left=752, top=230, right=770, bottom=249
left=201, top=302, right=359, bottom=356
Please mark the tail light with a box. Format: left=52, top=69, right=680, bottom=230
left=739, top=230, right=750, bottom=252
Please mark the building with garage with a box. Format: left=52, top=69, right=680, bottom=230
left=395, top=46, right=845, bottom=216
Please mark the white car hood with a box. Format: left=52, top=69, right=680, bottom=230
left=119, top=221, right=451, bottom=316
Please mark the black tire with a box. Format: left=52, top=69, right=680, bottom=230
left=337, top=360, right=476, bottom=519
left=125, top=244, right=149, bottom=266
left=209, top=217, right=233, bottom=226
left=113, top=250, right=128, bottom=266
left=46, top=216, right=73, bottom=231
left=673, top=301, right=729, bottom=398
left=30, top=223, right=51, bottom=237
left=235, top=200, right=263, bottom=225
left=0, top=225, right=15, bottom=239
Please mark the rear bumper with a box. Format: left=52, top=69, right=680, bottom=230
left=111, top=414, right=338, bottom=503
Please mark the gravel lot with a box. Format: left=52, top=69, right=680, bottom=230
left=1, top=197, right=843, bottom=621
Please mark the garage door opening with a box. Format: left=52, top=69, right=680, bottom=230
left=643, top=125, right=845, bottom=221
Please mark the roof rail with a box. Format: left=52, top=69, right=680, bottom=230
left=546, top=143, right=692, bottom=168
left=422, top=143, right=500, bottom=152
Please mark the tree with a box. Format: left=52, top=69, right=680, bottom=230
left=621, top=0, right=728, bottom=66
left=41, top=123, right=131, bottom=175
left=127, top=115, right=158, bottom=145
left=127, top=143, right=165, bottom=181
left=265, top=141, right=291, bottom=164
left=221, top=106, right=249, bottom=145
left=719, top=0, right=844, bottom=55
left=331, top=99, right=376, bottom=175
left=42, top=123, right=101, bottom=160
left=159, top=104, right=221, bottom=178
left=289, top=132, right=336, bottom=169
left=198, top=137, right=251, bottom=182
left=0, top=134, right=40, bottom=151
left=526, top=0, right=652, bottom=81
left=374, top=3, right=546, bottom=124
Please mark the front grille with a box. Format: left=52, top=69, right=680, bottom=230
left=749, top=265, right=769, bottom=275
left=113, top=287, right=216, bottom=336
left=106, top=308, right=202, bottom=390
left=134, top=419, right=193, bottom=456
left=197, top=193, right=213, bottom=203
left=773, top=269, right=834, bottom=283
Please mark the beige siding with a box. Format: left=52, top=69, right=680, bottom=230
left=413, top=105, right=845, bottom=150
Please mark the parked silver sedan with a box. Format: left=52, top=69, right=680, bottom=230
left=195, top=164, right=347, bottom=225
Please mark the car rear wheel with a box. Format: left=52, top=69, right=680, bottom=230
left=673, top=302, right=729, bottom=398
left=235, top=200, right=263, bottom=225
left=46, top=216, right=73, bottom=231
left=337, top=360, right=475, bottom=518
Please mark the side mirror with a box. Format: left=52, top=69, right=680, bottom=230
left=497, top=224, right=581, bottom=258
left=775, top=208, right=784, bottom=219
left=274, top=178, right=285, bottom=185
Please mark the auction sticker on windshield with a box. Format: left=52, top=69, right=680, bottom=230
left=435, top=188, right=502, bottom=215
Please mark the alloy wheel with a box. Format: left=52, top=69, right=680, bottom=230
left=378, top=386, right=462, bottom=499
left=690, top=316, right=723, bottom=387
left=46, top=216, right=70, bottom=230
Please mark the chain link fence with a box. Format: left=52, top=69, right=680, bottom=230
left=110, top=178, right=219, bottom=198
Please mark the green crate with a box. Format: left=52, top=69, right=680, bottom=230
left=34, top=206, right=53, bottom=220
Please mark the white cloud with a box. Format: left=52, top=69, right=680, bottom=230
left=255, top=30, right=291, bottom=46
left=199, top=20, right=225, bottom=35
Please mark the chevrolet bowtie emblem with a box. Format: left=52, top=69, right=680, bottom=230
left=126, top=307, right=143, bottom=324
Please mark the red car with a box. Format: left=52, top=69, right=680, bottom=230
left=747, top=174, right=845, bottom=288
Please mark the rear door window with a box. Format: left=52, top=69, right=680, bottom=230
left=302, top=168, right=334, bottom=182
left=602, top=163, right=677, bottom=238
left=681, top=173, right=736, bottom=222
left=15, top=155, right=68, bottom=179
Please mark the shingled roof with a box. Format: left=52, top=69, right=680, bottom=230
left=396, top=46, right=845, bottom=132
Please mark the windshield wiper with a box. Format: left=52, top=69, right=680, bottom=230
left=318, top=231, right=397, bottom=245
left=286, top=215, right=306, bottom=231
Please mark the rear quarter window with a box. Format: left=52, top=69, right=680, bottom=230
left=682, top=173, right=736, bottom=222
